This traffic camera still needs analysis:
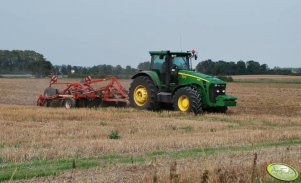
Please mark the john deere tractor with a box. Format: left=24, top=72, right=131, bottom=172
left=129, top=50, right=236, bottom=114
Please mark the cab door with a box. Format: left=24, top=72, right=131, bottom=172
left=151, top=55, right=167, bottom=85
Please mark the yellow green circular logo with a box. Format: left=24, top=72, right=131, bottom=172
left=267, top=163, right=299, bottom=181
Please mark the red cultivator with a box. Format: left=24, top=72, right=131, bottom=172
left=37, top=75, right=128, bottom=108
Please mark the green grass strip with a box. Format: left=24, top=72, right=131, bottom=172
left=1, top=139, right=301, bottom=181
left=148, top=139, right=301, bottom=159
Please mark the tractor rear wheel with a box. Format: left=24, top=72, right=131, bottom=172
left=63, top=98, right=76, bottom=109
left=173, top=86, right=202, bottom=114
left=129, top=76, right=159, bottom=110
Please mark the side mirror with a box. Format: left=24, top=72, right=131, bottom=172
left=191, top=49, right=198, bottom=60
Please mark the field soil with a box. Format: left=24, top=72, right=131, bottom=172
left=0, top=76, right=301, bottom=182
left=232, top=75, right=301, bottom=79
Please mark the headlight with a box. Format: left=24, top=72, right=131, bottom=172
left=217, top=90, right=220, bottom=93
left=222, top=90, right=225, bottom=93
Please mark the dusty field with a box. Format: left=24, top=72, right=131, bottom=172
left=0, top=77, right=301, bottom=182
left=232, top=75, right=301, bottom=80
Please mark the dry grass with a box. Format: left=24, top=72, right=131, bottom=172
left=0, top=77, right=301, bottom=182
left=1, top=105, right=300, bottom=163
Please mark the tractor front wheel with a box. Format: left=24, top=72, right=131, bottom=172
left=173, top=87, right=202, bottom=114
left=129, top=76, right=158, bottom=110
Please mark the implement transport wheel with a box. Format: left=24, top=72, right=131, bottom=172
left=43, top=87, right=58, bottom=107
left=129, top=76, right=158, bottom=110
left=173, top=86, right=202, bottom=114
left=63, top=98, right=76, bottom=109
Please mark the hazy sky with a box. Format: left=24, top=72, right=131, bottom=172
left=0, top=0, right=300, bottom=68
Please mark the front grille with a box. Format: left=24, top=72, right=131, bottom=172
left=209, top=84, right=226, bottom=102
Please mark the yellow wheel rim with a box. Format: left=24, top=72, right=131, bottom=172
left=178, top=95, right=189, bottom=111
left=133, top=85, right=148, bottom=106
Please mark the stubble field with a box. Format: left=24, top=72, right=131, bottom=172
left=0, top=75, right=301, bottom=182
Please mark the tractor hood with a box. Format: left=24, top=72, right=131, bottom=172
left=178, top=70, right=225, bottom=84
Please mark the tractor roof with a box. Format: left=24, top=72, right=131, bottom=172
left=149, top=50, right=191, bottom=56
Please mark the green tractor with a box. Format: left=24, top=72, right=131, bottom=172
left=129, top=50, right=237, bottom=114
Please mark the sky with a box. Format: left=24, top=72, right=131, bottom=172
left=0, top=0, right=300, bottom=68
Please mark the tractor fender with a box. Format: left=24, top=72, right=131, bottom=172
left=131, top=71, right=161, bottom=87
left=173, top=84, right=205, bottom=97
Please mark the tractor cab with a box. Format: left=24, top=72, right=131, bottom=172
left=150, top=51, right=194, bottom=88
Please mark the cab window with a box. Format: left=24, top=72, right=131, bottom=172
left=152, top=55, right=165, bottom=70
left=172, top=56, right=188, bottom=70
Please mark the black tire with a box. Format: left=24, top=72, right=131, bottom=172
left=173, top=86, right=202, bottom=114
left=93, top=98, right=102, bottom=107
left=129, top=76, right=159, bottom=110
left=77, top=99, right=87, bottom=107
left=48, top=99, right=62, bottom=107
left=63, top=98, right=76, bottom=109
left=43, top=87, right=58, bottom=107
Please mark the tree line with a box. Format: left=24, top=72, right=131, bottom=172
left=196, top=59, right=295, bottom=75
left=0, top=50, right=299, bottom=78
left=0, top=50, right=52, bottom=77
left=0, top=50, right=138, bottom=78
left=52, top=64, right=137, bottom=79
